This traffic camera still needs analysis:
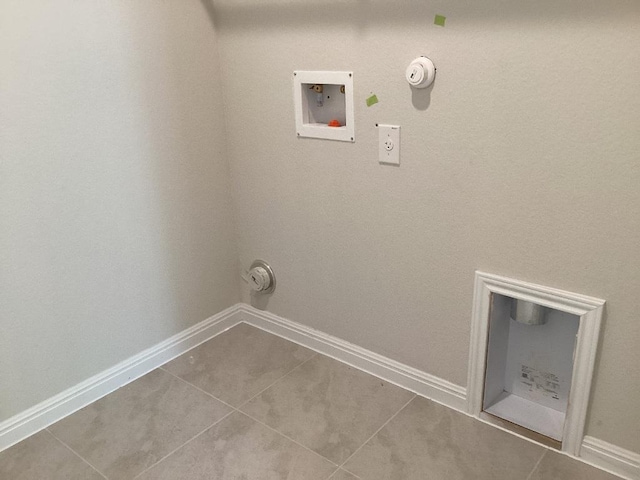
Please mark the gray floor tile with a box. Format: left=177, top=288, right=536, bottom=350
left=343, top=396, right=545, bottom=480
left=136, top=411, right=336, bottom=480
left=240, top=354, right=415, bottom=464
left=48, top=368, right=231, bottom=480
left=529, top=450, right=623, bottom=480
left=0, top=430, right=103, bottom=480
left=163, top=323, right=315, bottom=406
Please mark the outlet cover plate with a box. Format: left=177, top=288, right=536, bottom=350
left=378, top=124, right=400, bottom=165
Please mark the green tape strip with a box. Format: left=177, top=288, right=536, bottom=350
left=366, top=94, right=379, bottom=107
left=434, top=14, right=446, bottom=26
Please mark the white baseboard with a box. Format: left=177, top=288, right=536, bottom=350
left=0, top=303, right=244, bottom=453
left=2, top=302, right=636, bottom=480
left=581, top=437, right=640, bottom=480
left=239, top=305, right=467, bottom=413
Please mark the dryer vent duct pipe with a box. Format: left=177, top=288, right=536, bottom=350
left=510, top=298, right=547, bottom=326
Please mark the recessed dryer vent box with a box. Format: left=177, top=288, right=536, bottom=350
left=483, top=294, right=579, bottom=442
left=467, top=272, right=605, bottom=455
left=293, top=71, right=354, bottom=142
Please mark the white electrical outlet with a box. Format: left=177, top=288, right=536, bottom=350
left=378, top=124, right=400, bottom=165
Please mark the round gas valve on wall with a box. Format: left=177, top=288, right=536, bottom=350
left=247, top=260, right=276, bottom=294
left=406, top=56, right=436, bottom=89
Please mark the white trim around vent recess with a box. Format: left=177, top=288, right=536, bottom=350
left=466, top=271, right=605, bottom=457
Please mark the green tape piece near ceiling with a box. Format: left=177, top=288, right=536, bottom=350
left=366, top=94, right=379, bottom=107
left=434, top=14, right=446, bottom=27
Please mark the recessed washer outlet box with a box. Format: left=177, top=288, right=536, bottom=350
left=293, top=70, right=354, bottom=142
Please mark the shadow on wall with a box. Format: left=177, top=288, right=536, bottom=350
left=250, top=292, right=271, bottom=310
left=202, top=0, right=636, bottom=30
left=411, top=82, right=433, bottom=111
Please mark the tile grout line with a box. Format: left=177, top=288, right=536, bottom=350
left=131, top=408, right=237, bottom=480
left=235, top=352, right=319, bottom=410
left=325, top=468, right=341, bottom=480
left=525, top=449, right=548, bottom=480
left=327, top=468, right=362, bottom=480
left=236, top=355, right=418, bottom=474
left=167, top=350, right=387, bottom=473
left=45, top=428, right=108, bottom=480
left=338, top=393, right=418, bottom=474
left=134, top=377, right=338, bottom=478
left=159, top=367, right=237, bottom=411
left=238, top=410, right=341, bottom=469
left=136, top=353, right=321, bottom=479
left=160, top=350, right=318, bottom=413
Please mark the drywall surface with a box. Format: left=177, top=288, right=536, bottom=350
left=215, top=0, right=640, bottom=452
left=0, top=1, right=238, bottom=421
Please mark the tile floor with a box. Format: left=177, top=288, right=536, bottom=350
left=0, top=323, right=622, bottom=480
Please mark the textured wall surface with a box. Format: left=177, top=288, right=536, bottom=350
left=214, top=0, right=640, bottom=452
left=0, top=0, right=239, bottom=421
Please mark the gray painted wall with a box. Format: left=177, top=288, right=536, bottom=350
left=215, top=0, right=640, bottom=452
left=0, top=0, right=239, bottom=421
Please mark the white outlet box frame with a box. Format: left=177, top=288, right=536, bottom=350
left=293, top=70, right=354, bottom=142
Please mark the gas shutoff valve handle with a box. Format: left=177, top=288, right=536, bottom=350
left=244, top=260, right=276, bottom=294
left=249, top=267, right=271, bottom=292
left=406, top=57, right=436, bottom=89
